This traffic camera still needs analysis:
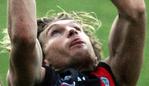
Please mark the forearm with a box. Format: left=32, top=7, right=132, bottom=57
left=110, top=0, right=146, bottom=56
left=111, top=0, right=146, bottom=21
left=109, top=0, right=146, bottom=85
left=110, top=0, right=146, bottom=58
left=8, top=0, right=37, bottom=43
left=8, top=0, right=41, bottom=86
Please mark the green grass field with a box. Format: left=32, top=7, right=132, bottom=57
left=0, top=0, right=149, bottom=86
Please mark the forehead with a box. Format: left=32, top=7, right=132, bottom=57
left=47, top=20, right=81, bottom=28
left=52, top=20, right=74, bottom=25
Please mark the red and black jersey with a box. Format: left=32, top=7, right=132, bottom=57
left=40, top=62, right=118, bottom=86
left=91, top=62, right=118, bottom=86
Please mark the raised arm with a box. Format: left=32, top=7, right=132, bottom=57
left=107, top=0, right=146, bottom=86
left=8, top=0, right=43, bottom=86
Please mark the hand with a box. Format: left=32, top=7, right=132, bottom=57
left=111, top=0, right=145, bottom=20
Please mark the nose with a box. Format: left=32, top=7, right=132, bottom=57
left=67, top=27, right=78, bottom=38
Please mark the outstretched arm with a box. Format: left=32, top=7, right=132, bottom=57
left=8, top=0, right=43, bottom=86
left=107, top=0, right=146, bottom=86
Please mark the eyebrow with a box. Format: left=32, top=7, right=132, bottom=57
left=45, top=21, right=81, bottom=33
left=46, top=24, right=60, bottom=32
left=45, top=24, right=59, bottom=36
left=46, top=21, right=80, bottom=30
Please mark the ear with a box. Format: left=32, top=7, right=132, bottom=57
left=37, top=18, right=51, bottom=38
left=91, top=39, right=101, bottom=61
left=43, top=59, right=50, bottom=66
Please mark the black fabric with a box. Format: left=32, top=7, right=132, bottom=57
left=40, top=65, right=59, bottom=86
left=58, top=68, right=100, bottom=86
left=40, top=62, right=118, bottom=86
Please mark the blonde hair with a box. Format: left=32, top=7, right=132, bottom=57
left=37, top=10, right=102, bottom=60
left=0, top=29, right=11, bottom=53
left=0, top=10, right=102, bottom=60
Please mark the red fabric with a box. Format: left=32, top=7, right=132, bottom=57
left=91, top=67, right=116, bottom=86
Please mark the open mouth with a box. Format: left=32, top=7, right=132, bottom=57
left=70, top=38, right=85, bottom=49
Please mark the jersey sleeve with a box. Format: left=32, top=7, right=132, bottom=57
left=91, top=62, right=119, bottom=86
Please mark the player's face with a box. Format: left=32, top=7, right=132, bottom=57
left=41, top=20, right=98, bottom=71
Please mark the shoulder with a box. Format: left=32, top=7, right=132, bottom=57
left=93, top=62, right=115, bottom=77
left=91, top=62, right=119, bottom=86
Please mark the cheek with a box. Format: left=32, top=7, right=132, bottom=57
left=45, top=38, right=64, bottom=49
left=45, top=40, right=63, bottom=54
left=82, top=34, right=92, bottom=47
left=44, top=39, right=71, bottom=68
left=44, top=38, right=70, bottom=59
left=81, top=33, right=96, bottom=56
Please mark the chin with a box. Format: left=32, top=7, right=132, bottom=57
left=68, top=51, right=98, bottom=71
left=70, top=45, right=89, bottom=56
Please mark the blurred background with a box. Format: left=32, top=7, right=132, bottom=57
left=0, top=0, right=148, bottom=86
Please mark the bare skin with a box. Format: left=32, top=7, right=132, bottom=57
left=39, top=20, right=98, bottom=71
left=7, top=0, right=146, bottom=86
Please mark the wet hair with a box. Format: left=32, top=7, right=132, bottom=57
left=37, top=11, right=102, bottom=62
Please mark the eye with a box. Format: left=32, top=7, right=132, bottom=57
left=51, top=29, right=62, bottom=37
left=74, top=26, right=81, bottom=31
